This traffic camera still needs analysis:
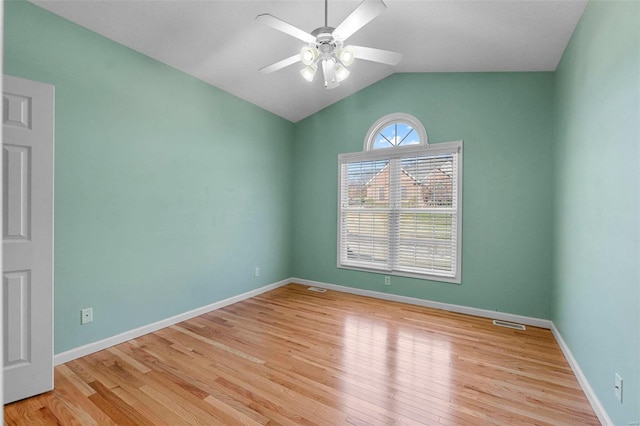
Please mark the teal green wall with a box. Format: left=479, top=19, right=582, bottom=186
left=554, top=1, right=639, bottom=424
left=292, top=73, right=556, bottom=319
left=4, top=1, right=294, bottom=353
left=5, top=1, right=639, bottom=422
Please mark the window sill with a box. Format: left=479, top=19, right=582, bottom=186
left=337, top=263, right=461, bottom=284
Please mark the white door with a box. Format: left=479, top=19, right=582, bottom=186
left=3, top=75, right=54, bottom=403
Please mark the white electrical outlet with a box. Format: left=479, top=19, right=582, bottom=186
left=255, top=267, right=260, bottom=277
left=81, top=307, right=93, bottom=325
left=614, top=373, right=623, bottom=403
left=384, top=276, right=391, bottom=285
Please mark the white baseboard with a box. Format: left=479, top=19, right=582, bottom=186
left=289, top=277, right=552, bottom=329
left=54, top=279, right=289, bottom=365
left=551, top=323, right=612, bottom=426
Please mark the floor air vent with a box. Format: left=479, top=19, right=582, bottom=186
left=493, top=320, right=526, bottom=330
left=307, top=287, right=327, bottom=293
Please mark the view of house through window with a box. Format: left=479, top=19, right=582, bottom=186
left=338, top=114, right=462, bottom=283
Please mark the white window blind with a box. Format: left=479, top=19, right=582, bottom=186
left=338, top=142, right=462, bottom=282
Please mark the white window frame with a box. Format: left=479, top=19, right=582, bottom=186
left=337, top=114, right=462, bottom=284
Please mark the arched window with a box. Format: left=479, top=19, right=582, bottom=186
left=364, top=113, right=428, bottom=151
left=338, top=114, right=462, bottom=283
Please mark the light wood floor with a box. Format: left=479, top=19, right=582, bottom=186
left=5, top=283, right=599, bottom=425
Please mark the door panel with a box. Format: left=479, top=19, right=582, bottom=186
left=3, top=75, right=54, bottom=404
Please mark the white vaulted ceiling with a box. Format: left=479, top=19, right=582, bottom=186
left=31, top=0, right=587, bottom=122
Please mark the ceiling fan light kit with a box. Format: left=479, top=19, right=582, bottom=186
left=334, top=63, right=350, bottom=82
left=300, top=64, right=318, bottom=82
left=337, top=46, right=355, bottom=67
left=301, top=46, right=319, bottom=66
left=257, top=0, right=402, bottom=90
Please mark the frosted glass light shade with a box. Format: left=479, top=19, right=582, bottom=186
left=300, top=46, right=319, bottom=66
left=334, top=63, right=350, bottom=82
left=300, top=64, right=317, bottom=82
left=337, top=46, right=355, bottom=66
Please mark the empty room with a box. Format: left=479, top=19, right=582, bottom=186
left=2, top=0, right=639, bottom=424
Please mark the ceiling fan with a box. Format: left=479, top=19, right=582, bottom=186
left=256, top=0, right=402, bottom=89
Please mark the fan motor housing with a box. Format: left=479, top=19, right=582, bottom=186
left=312, top=27, right=339, bottom=45
left=311, top=26, right=335, bottom=38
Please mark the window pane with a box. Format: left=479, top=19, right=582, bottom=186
left=400, top=154, right=454, bottom=208
left=396, top=213, right=454, bottom=273
left=380, top=123, right=396, bottom=143
left=373, top=134, right=394, bottom=149
left=344, top=160, right=389, bottom=207
left=396, top=124, right=419, bottom=146
left=341, top=211, right=390, bottom=267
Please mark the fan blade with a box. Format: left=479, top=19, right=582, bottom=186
left=256, top=14, right=316, bottom=44
left=332, top=0, right=386, bottom=42
left=352, top=46, right=402, bottom=65
left=259, top=54, right=301, bottom=74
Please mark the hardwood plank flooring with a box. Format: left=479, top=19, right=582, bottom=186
left=5, top=283, right=600, bottom=425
